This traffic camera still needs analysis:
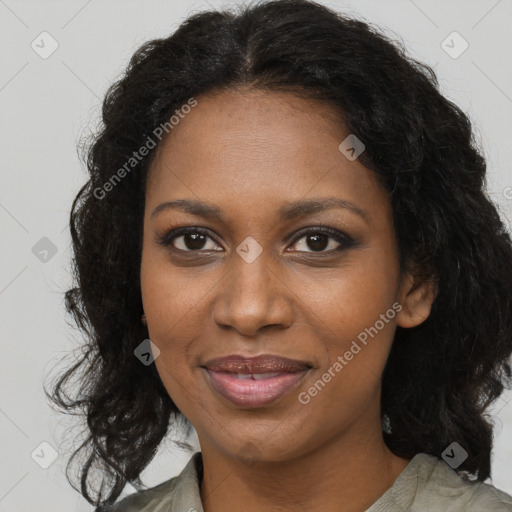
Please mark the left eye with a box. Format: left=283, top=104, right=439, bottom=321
left=289, top=229, right=349, bottom=253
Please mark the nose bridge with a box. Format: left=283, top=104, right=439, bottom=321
left=213, top=241, right=292, bottom=334
left=233, top=245, right=271, bottom=296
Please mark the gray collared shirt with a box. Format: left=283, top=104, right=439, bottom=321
left=105, top=451, right=512, bottom=511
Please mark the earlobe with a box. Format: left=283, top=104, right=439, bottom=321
left=396, top=273, right=437, bottom=328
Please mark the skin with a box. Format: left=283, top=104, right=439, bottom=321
left=140, top=87, right=436, bottom=512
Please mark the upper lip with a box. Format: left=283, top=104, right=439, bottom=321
left=202, top=354, right=312, bottom=374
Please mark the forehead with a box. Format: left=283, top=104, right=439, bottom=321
left=145, top=88, right=386, bottom=220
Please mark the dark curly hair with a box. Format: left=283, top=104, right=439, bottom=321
left=45, top=0, right=512, bottom=507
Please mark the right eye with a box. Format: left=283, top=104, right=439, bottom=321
left=157, top=227, right=223, bottom=252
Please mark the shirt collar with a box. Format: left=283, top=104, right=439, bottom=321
left=169, top=451, right=204, bottom=511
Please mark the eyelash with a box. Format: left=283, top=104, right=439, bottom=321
left=156, top=226, right=357, bottom=255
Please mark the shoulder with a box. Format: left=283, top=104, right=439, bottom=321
left=401, top=453, right=512, bottom=511
left=95, top=451, right=203, bottom=512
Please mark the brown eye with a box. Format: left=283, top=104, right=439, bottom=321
left=157, top=228, right=223, bottom=252
left=288, top=228, right=356, bottom=253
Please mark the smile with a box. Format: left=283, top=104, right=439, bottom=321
left=203, top=369, right=310, bottom=408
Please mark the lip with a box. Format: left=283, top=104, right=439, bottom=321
left=201, top=354, right=312, bottom=408
left=203, top=354, right=312, bottom=373
left=203, top=368, right=310, bottom=407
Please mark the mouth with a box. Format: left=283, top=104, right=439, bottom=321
left=201, top=354, right=312, bottom=408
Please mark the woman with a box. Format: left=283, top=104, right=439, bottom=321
left=47, top=0, right=512, bottom=510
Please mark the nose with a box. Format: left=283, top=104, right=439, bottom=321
left=212, top=249, right=294, bottom=337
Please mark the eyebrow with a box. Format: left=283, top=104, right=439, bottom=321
left=150, top=197, right=368, bottom=223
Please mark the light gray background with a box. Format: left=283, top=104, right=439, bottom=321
left=1, top=1, right=511, bottom=510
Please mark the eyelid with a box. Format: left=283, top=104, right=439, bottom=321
left=287, top=226, right=356, bottom=252
left=156, top=226, right=221, bottom=249
left=156, top=224, right=357, bottom=254
left=287, top=225, right=350, bottom=242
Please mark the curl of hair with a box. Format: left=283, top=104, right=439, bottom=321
left=46, top=0, right=512, bottom=507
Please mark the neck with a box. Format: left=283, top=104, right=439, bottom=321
left=199, top=412, right=410, bottom=512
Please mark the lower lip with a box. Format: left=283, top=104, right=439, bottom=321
left=203, top=368, right=310, bottom=408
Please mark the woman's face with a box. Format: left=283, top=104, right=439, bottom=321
left=140, top=88, right=431, bottom=463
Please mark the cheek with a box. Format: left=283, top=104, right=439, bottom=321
left=149, top=317, right=202, bottom=416
left=140, top=261, right=198, bottom=392
left=299, top=294, right=397, bottom=419
left=293, top=250, right=399, bottom=335
left=291, top=249, right=400, bottom=388
left=141, top=249, right=218, bottom=339
left=141, top=262, right=196, bottom=319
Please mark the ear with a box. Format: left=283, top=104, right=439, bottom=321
left=396, top=271, right=437, bottom=328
